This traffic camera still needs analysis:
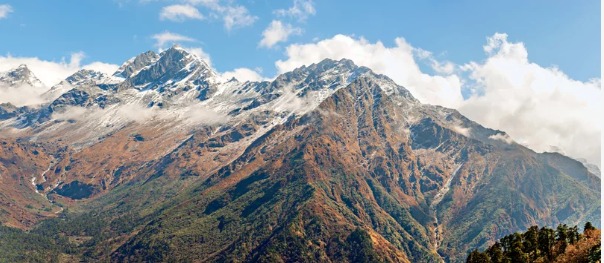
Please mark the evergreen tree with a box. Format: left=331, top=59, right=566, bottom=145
left=486, top=242, right=505, bottom=263
left=466, top=250, right=490, bottom=263
left=556, top=224, right=569, bottom=254
left=522, top=225, right=539, bottom=260
left=467, top=223, right=600, bottom=263
left=538, top=226, right=555, bottom=261
left=568, top=225, right=580, bottom=244
left=584, top=221, right=595, bottom=232
left=588, top=242, right=601, bottom=263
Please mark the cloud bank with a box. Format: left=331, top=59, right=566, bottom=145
left=459, top=33, right=601, bottom=166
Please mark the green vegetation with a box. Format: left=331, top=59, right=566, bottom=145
left=0, top=225, right=74, bottom=262
left=466, top=222, right=601, bottom=263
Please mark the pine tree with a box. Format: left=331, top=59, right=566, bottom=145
left=466, top=250, right=490, bottom=263
left=486, top=242, right=505, bottom=263
left=538, top=226, right=555, bottom=261
left=584, top=221, right=595, bottom=232
left=556, top=224, right=569, bottom=254
left=522, top=225, right=539, bottom=260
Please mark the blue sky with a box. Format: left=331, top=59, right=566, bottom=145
left=0, top=0, right=601, bottom=166
left=0, top=0, right=600, bottom=81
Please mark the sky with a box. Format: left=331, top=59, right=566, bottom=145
left=0, top=0, right=601, bottom=166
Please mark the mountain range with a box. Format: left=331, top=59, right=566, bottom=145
left=0, top=46, right=599, bottom=262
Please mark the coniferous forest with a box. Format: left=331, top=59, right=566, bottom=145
left=466, top=222, right=601, bottom=263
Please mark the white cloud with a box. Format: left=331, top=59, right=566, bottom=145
left=415, top=48, right=456, bottom=75
left=458, top=33, right=601, bottom=166
left=221, top=5, right=256, bottom=30
left=0, top=4, right=13, bottom=19
left=187, top=0, right=257, bottom=30
left=222, top=68, right=265, bottom=82
left=0, top=53, right=117, bottom=87
left=452, top=125, right=471, bottom=137
left=83, top=62, right=120, bottom=75
left=152, top=31, right=196, bottom=48
left=488, top=133, right=514, bottom=144
left=160, top=4, right=204, bottom=22
left=276, top=34, right=464, bottom=108
left=259, top=20, right=302, bottom=48
left=275, top=0, right=315, bottom=21
left=0, top=86, right=46, bottom=107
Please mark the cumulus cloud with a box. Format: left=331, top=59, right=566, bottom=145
left=458, top=33, right=601, bottom=165
left=275, top=0, right=315, bottom=21
left=187, top=0, right=257, bottom=30
left=222, top=68, right=265, bottom=82
left=0, top=4, right=12, bottom=19
left=0, top=53, right=118, bottom=87
left=152, top=31, right=196, bottom=48
left=259, top=20, right=302, bottom=48
left=160, top=4, right=204, bottom=22
left=276, top=34, right=464, bottom=108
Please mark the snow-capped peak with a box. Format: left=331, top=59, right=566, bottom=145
left=113, top=50, right=160, bottom=79
left=126, top=45, right=218, bottom=90
left=42, top=69, right=119, bottom=102
left=0, top=64, right=44, bottom=88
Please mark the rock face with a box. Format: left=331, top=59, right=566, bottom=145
left=0, top=46, right=599, bottom=262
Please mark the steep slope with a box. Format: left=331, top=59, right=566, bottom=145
left=0, top=139, right=58, bottom=228
left=109, top=76, right=599, bottom=262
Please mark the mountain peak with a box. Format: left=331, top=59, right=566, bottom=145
left=113, top=50, right=160, bottom=79
left=0, top=64, right=44, bottom=88
left=125, top=46, right=217, bottom=90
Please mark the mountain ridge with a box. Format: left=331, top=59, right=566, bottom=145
left=0, top=46, right=599, bottom=262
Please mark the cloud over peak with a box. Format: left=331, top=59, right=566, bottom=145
left=275, top=32, right=601, bottom=166
left=276, top=34, right=464, bottom=109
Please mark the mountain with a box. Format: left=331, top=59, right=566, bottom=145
left=0, top=46, right=599, bottom=262
left=0, top=65, right=46, bottom=107
left=0, top=64, right=44, bottom=88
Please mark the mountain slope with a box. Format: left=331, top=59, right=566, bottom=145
left=0, top=47, right=599, bottom=262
